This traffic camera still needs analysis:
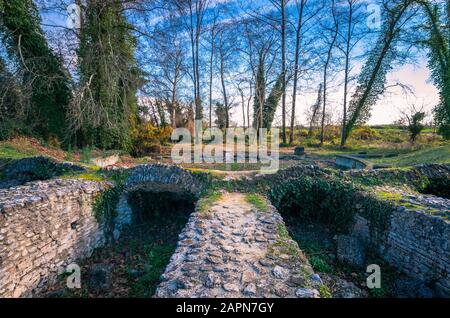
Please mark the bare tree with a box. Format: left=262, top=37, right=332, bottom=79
left=174, top=0, right=209, bottom=121
left=207, top=9, right=219, bottom=128
left=290, top=0, right=307, bottom=144
left=338, top=0, right=365, bottom=147
left=147, top=17, right=186, bottom=128
left=320, top=0, right=339, bottom=146
left=343, top=0, right=417, bottom=145
left=307, top=83, right=323, bottom=137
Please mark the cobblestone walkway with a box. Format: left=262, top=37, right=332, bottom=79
left=155, top=192, right=321, bottom=298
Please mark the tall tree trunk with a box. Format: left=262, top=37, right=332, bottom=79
left=241, top=93, right=246, bottom=129
left=308, top=84, right=322, bottom=137
left=220, top=56, right=229, bottom=127
left=281, top=0, right=287, bottom=144
left=237, top=85, right=246, bottom=128
left=171, top=82, right=177, bottom=128
left=343, top=1, right=411, bottom=144
left=340, top=0, right=353, bottom=147
left=189, top=3, right=197, bottom=104
left=208, top=36, right=215, bottom=128
left=247, top=84, right=252, bottom=130
left=290, top=0, right=306, bottom=144
left=219, top=32, right=229, bottom=128
left=253, top=57, right=266, bottom=130
left=320, top=0, right=338, bottom=146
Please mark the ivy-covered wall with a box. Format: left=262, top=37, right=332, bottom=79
left=268, top=174, right=450, bottom=297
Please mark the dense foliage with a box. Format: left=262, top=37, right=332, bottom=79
left=263, top=72, right=285, bottom=129
left=132, top=123, right=172, bottom=157
left=269, top=176, right=357, bottom=232
left=343, top=0, right=413, bottom=144
left=419, top=0, right=450, bottom=139
left=71, top=0, right=142, bottom=151
left=422, top=176, right=450, bottom=199
left=0, top=0, right=71, bottom=142
left=407, top=111, right=426, bottom=142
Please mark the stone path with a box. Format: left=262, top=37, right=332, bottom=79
left=155, top=192, right=321, bottom=298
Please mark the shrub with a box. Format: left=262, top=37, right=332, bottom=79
left=133, top=123, right=172, bottom=157
left=80, top=147, right=92, bottom=164
left=407, top=111, right=425, bottom=143
left=323, top=125, right=341, bottom=142
left=422, top=177, right=450, bottom=199
left=352, top=126, right=381, bottom=141
left=269, top=176, right=356, bottom=232
left=298, top=128, right=309, bottom=138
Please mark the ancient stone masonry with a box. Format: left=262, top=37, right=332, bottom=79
left=0, top=162, right=448, bottom=298
left=155, top=193, right=321, bottom=298
left=0, top=179, right=109, bottom=297
left=351, top=197, right=450, bottom=297
left=124, top=164, right=207, bottom=197
left=346, top=163, right=450, bottom=189
left=114, top=164, right=208, bottom=239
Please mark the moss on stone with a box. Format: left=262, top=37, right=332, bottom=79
left=198, top=191, right=223, bottom=216
left=319, top=284, right=332, bottom=298
left=245, top=193, right=269, bottom=212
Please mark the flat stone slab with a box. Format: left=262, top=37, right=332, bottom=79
left=335, top=154, right=368, bottom=170
left=155, top=192, right=319, bottom=298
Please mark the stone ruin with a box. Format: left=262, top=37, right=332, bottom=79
left=0, top=162, right=448, bottom=297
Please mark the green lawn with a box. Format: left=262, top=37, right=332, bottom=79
left=0, top=143, right=38, bottom=159
left=371, top=144, right=450, bottom=167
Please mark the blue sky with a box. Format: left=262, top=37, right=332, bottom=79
left=37, top=0, right=440, bottom=126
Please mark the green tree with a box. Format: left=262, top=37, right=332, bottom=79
left=263, top=72, right=285, bottom=129
left=71, top=0, right=142, bottom=151
left=0, top=0, right=71, bottom=142
left=252, top=62, right=285, bottom=130
left=214, top=102, right=227, bottom=130
left=418, top=0, right=450, bottom=139
left=405, top=110, right=426, bottom=143
left=0, top=56, right=28, bottom=139
left=253, top=58, right=266, bottom=130
left=342, top=0, right=414, bottom=145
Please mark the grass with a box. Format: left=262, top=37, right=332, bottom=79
left=245, top=193, right=269, bottom=212
left=128, top=243, right=176, bottom=297
left=319, top=284, right=332, bottom=298
left=184, top=162, right=263, bottom=171
left=0, top=142, right=38, bottom=159
left=284, top=125, right=449, bottom=168
left=292, top=235, right=334, bottom=274
left=62, top=172, right=107, bottom=182
left=198, top=191, right=223, bottom=215
left=374, top=190, right=447, bottom=219
left=371, top=144, right=450, bottom=167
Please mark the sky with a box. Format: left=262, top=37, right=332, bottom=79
left=37, top=0, right=441, bottom=127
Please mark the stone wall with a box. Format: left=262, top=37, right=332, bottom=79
left=0, top=179, right=109, bottom=297
left=124, top=163, right=207, bottom=197
left=352, top=206, right=450, bottom=297
left=113, top=164, right=207, bottom=239
left=0, top=156, right=85, bottom=189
